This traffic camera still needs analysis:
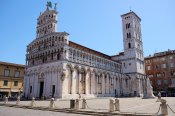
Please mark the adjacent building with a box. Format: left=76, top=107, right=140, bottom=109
left=24, top=2, right=151, bottom=99
left=0, top=61, right=25, bottom=98
left=145, top=50, right=175, bottom=95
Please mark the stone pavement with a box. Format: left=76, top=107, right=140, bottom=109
left=0, top=106, right=82, bottom=116
left=0, top=97, right=175, bottom=116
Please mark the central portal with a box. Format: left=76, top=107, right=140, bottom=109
left=39, top=82, right=44, bottom=98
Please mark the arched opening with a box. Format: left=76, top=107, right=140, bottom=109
left=57, top=53, right=60, bottom=60
left=128, top=43, right=131, bottom=48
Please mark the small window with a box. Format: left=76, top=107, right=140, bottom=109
left=163, top=80, right=168, bottom=85
left=4, top=69, right=10, bottom=77
left=137, top=44, right=140, bottom=49
left=170, top=71, right=174, bottom=76
left=128, top=43, right=131, bottom=48
left=14, top=81, right=18, bottom=86
left=123, top=62, right=126, bottom=67
left=126, top=23, right=130, bottom=29
left=146, top=60, right=151, bottom=64
left=147, top=75, right=153, bottom=78
left=125, top=79, right=128, bottom=86
left=146, top=66, right=151, bottom=70
left=157, top=80, right=161, bottom=85
left=30, top=86, right=32, bottom=93
left=162, top=72, right=166, bottom=77
left=155, top=65, right=159, bottom=69
left=161, top=64, right=166, bottom=68
left=3, top=80, right=8, bottom=86
left=156, top=73, right=161, bottom=77
left=127, top=33, right=131, bottom=38
left=128, top=23, right=130, bottom=28
left=15, top=71, right=20, bottom=77
left=170, top=63, right=174, bottom=68
left=169, top=56, right=173, bottom=60
left=160, top=57, right=166, bottom=61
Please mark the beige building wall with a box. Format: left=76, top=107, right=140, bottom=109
left=0, top=61, right=25, bottom=98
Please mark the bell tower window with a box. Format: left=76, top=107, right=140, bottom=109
left=127, top=33, right=131, bottom=38
left=128, top=43, right=131, bottom=48
left=126, top=23, right=130, bottom=29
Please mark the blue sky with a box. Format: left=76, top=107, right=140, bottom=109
left=0, top=0, right=175, bottom=65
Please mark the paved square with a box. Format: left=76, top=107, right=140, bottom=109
left=0, top=97, right=175, bottom=115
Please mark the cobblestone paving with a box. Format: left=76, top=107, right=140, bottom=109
left=0, top=97, right=175, bottom=116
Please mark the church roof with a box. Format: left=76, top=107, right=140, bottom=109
left=121, top=11, right=141, bottom=21
left=69, top=41, right=120, bottom=63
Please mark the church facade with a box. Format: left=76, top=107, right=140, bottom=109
left=23, top=3, right=147, bottom=99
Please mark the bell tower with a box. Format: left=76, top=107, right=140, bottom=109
left=121, top=11, right=144, bottom=74
left=36, top=2, right=58, bottom=38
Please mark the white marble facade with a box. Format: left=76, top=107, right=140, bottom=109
left=24, top=3, right=147, bottom=99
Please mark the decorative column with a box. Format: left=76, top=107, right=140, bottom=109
left=68, top=69, right=73, bottom=94
left=62, top=70, right=68, bottom=95
left=109, top=76, right=111, bottom=94
left=114, top=76, right=116, bottom=96
left=137, top=77, right=141, bottom=96
left=79, top=72, right=82, bottom=94
left=72, top=69, right=77, bottom=94
left=91, top=72, right=96, bottom=94
left=96, top=74, right=98, bottom=95
left=102, top=73, right=105, bottom=96
left=76, top=71, right=80, bottom=94
left=86, top=71, right=90, bottom=94
left=106, top=74, right=109, bottom=95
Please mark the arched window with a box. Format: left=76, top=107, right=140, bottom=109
left=32, top=60, right=34, bottom=65
left=138, top=44, right=140, bottom=49
left=129, top=33, right=131, bottom=38
left=42, top=58, right=44, bottom=63
left=128, top=43, right=131, bottom=48
left=128, top=23, right=130, bottom=28
left=127, top=33, right=131, bottom=38
left=126, top=23, right=130, bottom=29
left=57, top=53, right=60, bottom=60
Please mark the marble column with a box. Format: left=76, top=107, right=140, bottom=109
left=96, top=75, right=98, bottom=95
left=72, top=69, right=77, bottom=94
left=62, top=71, right=68, bottom=95
left=86, top=71, right=90, bottom=94
left=79, top=73, right=82, bottom=94
left=102, top=74, right=105, bottom=95
left=137, top=78, right=141, bottom=96
left=67, top=69, right=72, bottom=94
left=106, top=74, right=109, bottom=95
left=91, top=72, right=96, bottom=94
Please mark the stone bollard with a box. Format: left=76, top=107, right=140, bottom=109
left=41, top=96, right=44, bottom=101
left=82, top=98, right=86, bottom=109
left=16, top=96, right=20, bottom=105
left=160, top=99, right=168, bottom=115
left=49, top=98, right=55, bottom=109
left=4, top=97, right=8, bottom=104
left=75, top=99, right=79, bottom=110
left=30, top=97, right=35, bottom=107
left=109, top=99, right=114, bottom=112
left=114, top=98, right=120, bottom=111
